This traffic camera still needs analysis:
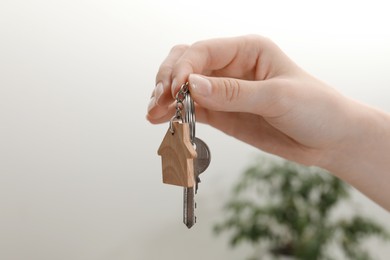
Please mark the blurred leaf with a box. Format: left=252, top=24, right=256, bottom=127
left=214, top=157, right=388, bottom=260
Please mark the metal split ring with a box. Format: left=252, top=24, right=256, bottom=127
left=183, top=89, right=195, bottom=143
left=169, top=82, right=195, bottom=142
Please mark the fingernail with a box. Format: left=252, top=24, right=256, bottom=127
left=147, top=96, right=156, bottom=113
left=189, top=74, right=212, bottom=97
left=155, top=82, right=164, bottom=105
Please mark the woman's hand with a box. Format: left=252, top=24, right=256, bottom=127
left=147, top=35, right=390, bottom=210
left=147, top=35, right=352, bottom=167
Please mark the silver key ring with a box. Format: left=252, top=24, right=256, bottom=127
left=170, top=82, right=196, bottom=143
left=183, top=90, right=195, bottom=143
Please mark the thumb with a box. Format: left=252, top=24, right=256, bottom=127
left=188, top=74, right=266, bottom=113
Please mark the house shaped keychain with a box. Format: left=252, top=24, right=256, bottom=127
left=158, top=121, right=197, bottom=187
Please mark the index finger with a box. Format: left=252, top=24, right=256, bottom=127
left=155, top=44, right=189, bottom=107
left=170, top=35, right=271, bottom=96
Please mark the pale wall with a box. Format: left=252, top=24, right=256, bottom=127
left=1, top=0, right=389, bottom=259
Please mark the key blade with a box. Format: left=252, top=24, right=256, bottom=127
left=183, top=187, right=196, bottom=228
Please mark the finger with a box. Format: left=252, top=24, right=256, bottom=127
left=146, top=102, right=176, bottom=124
left=155, top=44, right=189, bottom=107
left=194, top=106, right=304, bottom=161
left=170, top=35, right=273, bottom=97
left=188, top=74, right=282, bottom=117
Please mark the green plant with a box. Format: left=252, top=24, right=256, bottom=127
left=214, top=158, right=389, bottom=260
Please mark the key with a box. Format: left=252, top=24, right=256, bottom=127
left=182, top=86, right=197, bottom=229
left=158, top=81, right=212, bottom=229
left=183, top=187, right=196, bottom=228
left=183, top=137, right=211, bottom=228
left=193, top=137, right=211, bottom=193
left=181, top=84, right=212, bottom=228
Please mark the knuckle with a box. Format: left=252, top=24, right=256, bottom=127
left=170, top=44, right=189, bottom=54
left=156, top=63, right=173, bottom=82
left=191, top=40, right=207, bottom=50
left=242, top=34, right=276, bottom=51
left=244, top=34, right=272, bottom=44
left=222, top=79, right=241, bottom=103
left=190, top=41, right=210, bottom=59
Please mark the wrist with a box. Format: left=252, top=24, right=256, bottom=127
left=319, top=99, right=390, bottom=209
left=320, top=99, right=386, bottom=172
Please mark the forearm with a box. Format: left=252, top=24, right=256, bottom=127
left=320, top=99, right=390, bottom=210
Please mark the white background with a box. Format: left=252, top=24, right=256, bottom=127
left=1, top=0, right=389, bottom=259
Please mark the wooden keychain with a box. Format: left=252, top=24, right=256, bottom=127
left=157, top=83, right=197, bottom=187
